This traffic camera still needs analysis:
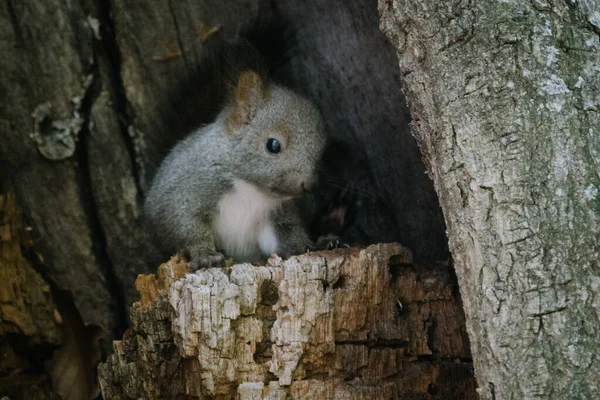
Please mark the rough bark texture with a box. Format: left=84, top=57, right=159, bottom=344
left=379, top=1, right=600, bottom=398
left=0, top=0, right=125, bottom=338
left=99, top=244, right=475, bottom=399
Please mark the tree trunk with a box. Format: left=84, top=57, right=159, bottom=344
left=379, top=1, right=600, bottom=398
left=98, top=244, right=475, bottom=399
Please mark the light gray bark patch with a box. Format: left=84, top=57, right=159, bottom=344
left=29, top=74, right=93, bottom=161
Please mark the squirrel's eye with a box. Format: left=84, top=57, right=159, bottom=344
left=266, top=138, right=281, bottom=154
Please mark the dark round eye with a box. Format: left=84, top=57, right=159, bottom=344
left=266, top=138, right=281, bottom=154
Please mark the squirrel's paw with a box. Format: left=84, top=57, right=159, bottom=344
left=313, top=234, right=349, bottom=251
left=182, top=251, right=225, bottom=270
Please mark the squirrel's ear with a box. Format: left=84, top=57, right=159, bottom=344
left=227, top=70, right=267, bottom=131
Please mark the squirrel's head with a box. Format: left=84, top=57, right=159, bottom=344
left=222, top=71, right=326, bottom=198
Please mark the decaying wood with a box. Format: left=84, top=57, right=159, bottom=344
left=0, top=191, right=60, bottom=398
left=99, top=244, right=475, bottom=399
left=0, top=190, right=102, bottom=399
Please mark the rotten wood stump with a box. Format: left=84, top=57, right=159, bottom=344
left=98, top=244, right=476, bottom=399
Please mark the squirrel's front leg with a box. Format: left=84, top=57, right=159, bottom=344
left=272, top=203, right=314, bottom=257
left=273, top=203, right=345, bottom=258
left=182, top=215, right=224, bottom=270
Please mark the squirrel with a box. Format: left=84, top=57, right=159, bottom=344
left=144, top=33, right=344, bottom=269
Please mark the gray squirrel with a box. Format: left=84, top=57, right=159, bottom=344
left=144, top=35, right=343, bottom=269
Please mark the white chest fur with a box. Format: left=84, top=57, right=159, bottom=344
left=212, top=179, right=282, bottom=261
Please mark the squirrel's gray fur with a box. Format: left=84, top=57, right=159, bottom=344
left=144, top=66, right=327, bottom=268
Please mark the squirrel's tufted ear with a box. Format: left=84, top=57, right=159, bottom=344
left=226, top=70, right=268, bottom=131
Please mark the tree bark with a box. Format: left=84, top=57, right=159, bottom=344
left=99, top=244, right=475, bottom=399
left=0, top=0, right=126, bottom=338
left=379, top=1, right=600, bottom=398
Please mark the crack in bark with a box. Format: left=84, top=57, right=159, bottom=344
left=6, top=0, right=24, bottom=46
left=73, top=71, right=128, bottom=336
left=531, top=306, right=567, bottom=317
left=94, top=0, right=144, bottom=199
left=70, top=0, right=141, bottom=336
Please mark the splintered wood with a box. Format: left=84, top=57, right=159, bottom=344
left=98, top=244, right=476, bottom=399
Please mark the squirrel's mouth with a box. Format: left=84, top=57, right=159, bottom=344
left=269, top=186, right=302, bottom=199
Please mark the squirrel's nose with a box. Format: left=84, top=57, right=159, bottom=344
left=301, top=180, right=316, bottom=193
